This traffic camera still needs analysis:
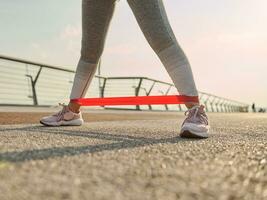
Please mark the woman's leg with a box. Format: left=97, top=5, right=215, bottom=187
left=127, top=0, right=199, bottom=109
left=127, top=0, right=209, bottom=138
left=69, top=0, right=117, bottom=112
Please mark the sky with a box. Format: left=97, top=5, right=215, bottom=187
left=1, top=0, right=267, bottom=107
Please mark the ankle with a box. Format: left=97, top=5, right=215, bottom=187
left=68, top=102, right=81, bottom=113
left=185, top=103, right=200, bottom=110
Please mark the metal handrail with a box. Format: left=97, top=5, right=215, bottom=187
left=0, top=54, right=75, bottom=73
left=0, top=55, right=249, bottom=112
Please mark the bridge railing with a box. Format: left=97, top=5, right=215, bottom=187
left=0, top=55, right=249, bottom=112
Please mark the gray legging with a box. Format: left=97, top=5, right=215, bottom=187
left=70, top=0, right=198, bottom=99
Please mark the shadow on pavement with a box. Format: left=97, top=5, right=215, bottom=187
left=0, top=125, right=202, bottom=163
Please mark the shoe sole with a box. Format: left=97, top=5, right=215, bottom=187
left=180, top=122, right=209, bottom=139
left=180, top=130, right=208, bottom=139
left=40, top=119, right=83, bottom=127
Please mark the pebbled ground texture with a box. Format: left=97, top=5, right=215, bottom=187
left=0, top=110, right=266, bottom=200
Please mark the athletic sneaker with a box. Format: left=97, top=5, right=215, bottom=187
left=180, top=105, right=209, bottom=138
left=40, top=104, right=84, bottom=126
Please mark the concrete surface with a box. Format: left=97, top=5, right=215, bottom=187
left=0, top=111, right=266, bottom=200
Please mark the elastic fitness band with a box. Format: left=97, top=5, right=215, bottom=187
left=71, top=95, right=199, bottom=106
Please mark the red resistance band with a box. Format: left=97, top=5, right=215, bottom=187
left=71, top=95, right=199, bottom=106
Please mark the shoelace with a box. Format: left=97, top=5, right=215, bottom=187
left=53, top=103, right=68, bottom=121
left=184, top=106, right=208, bottom=125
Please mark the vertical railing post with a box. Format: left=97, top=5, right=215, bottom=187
left=135, top=78, right=143, bottom=110
left=147, top=81, right=156, bottom=110
left=229, top=104, right=233, bottom=112
left=219, top=100, right=225, bottom=112
left=100, top=78, right=107, bottom=98
left=99, top=77, right=107, bottom=108
left=225, top=102, right=229, bottom=112
left=215, top=99, right=221, bottom=112
left=227, top=104, right=230, bottom=112
left=229, top=103, right=233, bottom=112
left=204, top=95, right=211, bottom=112
left=25, top=66, right=42, bottom=106
left=164, top=85, right=172, bottom=111
left=245, top=105, right=249, bottom=112
left=98, top=59, right=102, bottom=96
left=178, top=105, right=182, bottom=112
left=199, top=93, right=204, bottom=105
left=210, top=96, right=216, bottom=112
left=231, top=104, right=235, bottom=112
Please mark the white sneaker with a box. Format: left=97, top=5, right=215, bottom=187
left=180, top=105, right=210, bottom=138
left=40, top=104, right=84, bottom=126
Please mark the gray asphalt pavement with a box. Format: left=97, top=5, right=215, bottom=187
left=0, top=112, right=266, bottom=200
